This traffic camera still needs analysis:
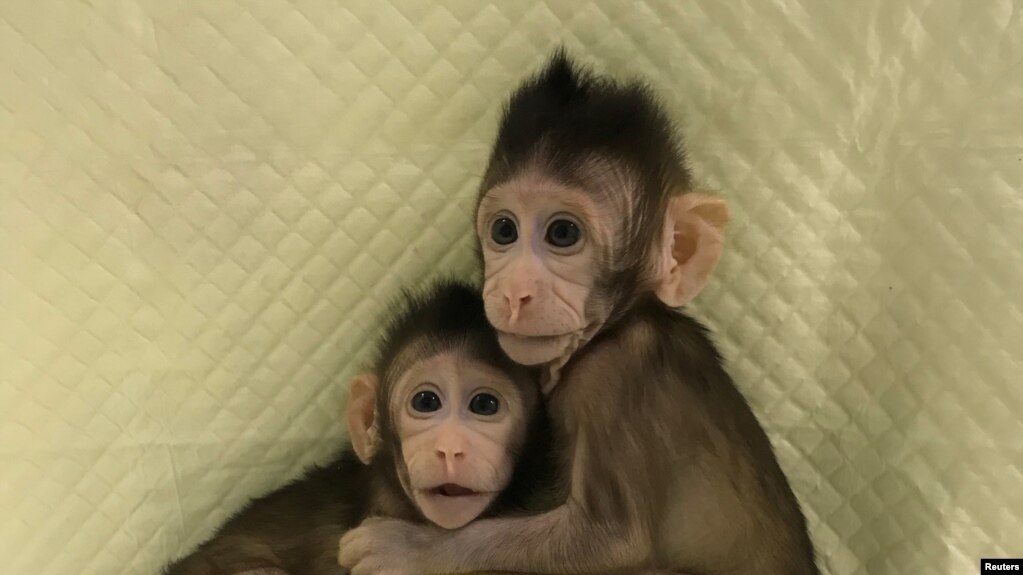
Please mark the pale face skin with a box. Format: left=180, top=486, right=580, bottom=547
left=477, top=173, right=617, bottom=366
left=391, top=352, right=528, bottom=529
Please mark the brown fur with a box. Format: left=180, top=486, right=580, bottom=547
left=163, top=451, right=384, bottom=575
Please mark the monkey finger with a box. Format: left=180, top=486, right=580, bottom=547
left=357, top=566, right=411, bottom=575
left=348, top=559, right=377, bottom=575
left=356, top=515, right=391, bottom=528
left=337, top=546, right=364, bottom=570
left=350, top=557, right=399, bottom=575
left=337, top=529, right=370, bottom=568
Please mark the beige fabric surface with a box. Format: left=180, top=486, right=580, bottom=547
left=1, top=1, right=1021, bottom=573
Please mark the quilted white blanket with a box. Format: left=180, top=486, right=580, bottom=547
left=1, top=1, right=1020, bottom=573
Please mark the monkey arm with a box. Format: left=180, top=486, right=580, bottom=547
left=339, top=500, right=649, bottom=575
left=427, top=502, right=648, bottom=573
left=340, top=430, right=653, bottom=575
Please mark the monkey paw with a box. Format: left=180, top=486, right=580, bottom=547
left=338, top=517, right=439, bottom=575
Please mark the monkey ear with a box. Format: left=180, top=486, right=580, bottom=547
left=654, top=193, right=730, bottom=307
left=346, top=373, right=380, bottom=464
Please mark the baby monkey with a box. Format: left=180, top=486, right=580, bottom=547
left=340, top=52, right=818, bottom=575
left=163, top=281, right=549, bottom=575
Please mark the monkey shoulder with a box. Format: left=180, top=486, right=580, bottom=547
left=566, top=302, right=721, bottom=387
left=552, top=299, right=755, bottom=458
left=165, top=450, right=369, bottom=574
left=238, top=449, right=369, bottom=525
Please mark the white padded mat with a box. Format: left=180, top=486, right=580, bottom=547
left=1, top=1, right=1021, bottom=574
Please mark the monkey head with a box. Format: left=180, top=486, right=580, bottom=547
left=475, top=51, right=730, bottom=367
left=345, top=282, right=540, bottom=529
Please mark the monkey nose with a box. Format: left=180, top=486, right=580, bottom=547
left=436, top=445, right=465, bottom=460
left=436, top=446, right=465, bottom=476
left=506, top=293, right=532, bottom=324
left=435, top=429, right=466, bottom=461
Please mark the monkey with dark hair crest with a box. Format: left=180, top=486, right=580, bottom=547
left=340, top=52, right=819, bottom=575
left=163, top=281, right=553, bottom=575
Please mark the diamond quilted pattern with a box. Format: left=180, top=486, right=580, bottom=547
left=1, top=1, right=1021, bottom=574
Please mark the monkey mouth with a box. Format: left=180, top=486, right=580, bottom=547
left=498, top=330, right=571, bottom=342
left=427, top=483, right=483, bottom=498
left=497, top=331, right=578, bottom=366
left=415, top=484, right=495, bottom=529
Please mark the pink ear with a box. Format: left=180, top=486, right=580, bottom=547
left=346, top=373, right=380, bottom=464
left=655, top=193, right=730, bottom=307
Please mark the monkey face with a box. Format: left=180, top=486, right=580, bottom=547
left=477, top=163, right=731, bottom=369
left=391, top=351, right=530, bottom=529
left=477, top=172, right=618, bottom=366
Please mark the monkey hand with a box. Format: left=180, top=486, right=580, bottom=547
left=338, top=517, right=441, bottom=575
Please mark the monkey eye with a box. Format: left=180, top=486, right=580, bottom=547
left=410, top=390, right=442, bottom=413
left=490, top=217, right=518, bottom=245
left=545, top=219, right=581, bottom=248
left=468, top=393, right=500, bottom=416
